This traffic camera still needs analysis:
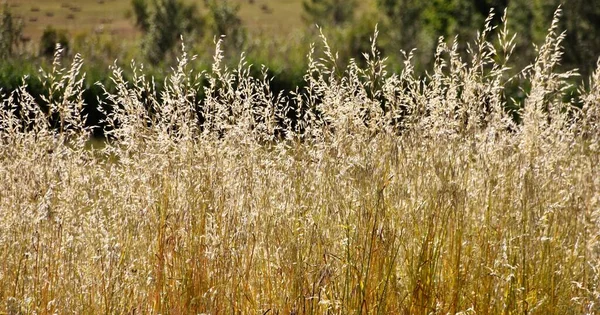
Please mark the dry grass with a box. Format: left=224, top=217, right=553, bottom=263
left=1, top=9, right=599, bottom=314
left=4, top=0, right=323, bottom=43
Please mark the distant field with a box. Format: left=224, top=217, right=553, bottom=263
left=6, top=0, right=306, bottom=43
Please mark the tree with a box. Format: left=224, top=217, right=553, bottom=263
left=0, top=4, right=24, bottom=59
left=549, top=0, right=600, bottom=77
left=132, top=0, right=203, bottom=64
left=204, top=0, right=246, bottom=53
left=375, top=0, right=438, bottom=71
left=506, top=0, right=600, bottom=77
left=302, top=0, right=357, bottom=27
left=131, top=0, right=150, bottom=32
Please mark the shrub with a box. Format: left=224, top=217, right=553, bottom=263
left=302, top=0, right=357, bottom=27
left=39, top=26, right=70, bottom=58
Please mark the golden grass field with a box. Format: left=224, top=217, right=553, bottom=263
left=0, top=7, right=599, bottom=315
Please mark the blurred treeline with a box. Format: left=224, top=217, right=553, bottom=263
left=1, top=0, right=599, bottom=136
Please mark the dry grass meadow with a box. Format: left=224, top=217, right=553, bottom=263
left=1, top=9, right=599, bottom=314
left=4, top=0, right=311, bottom=42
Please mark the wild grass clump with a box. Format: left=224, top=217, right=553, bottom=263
left=1, top=8, right=599, bottom=314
